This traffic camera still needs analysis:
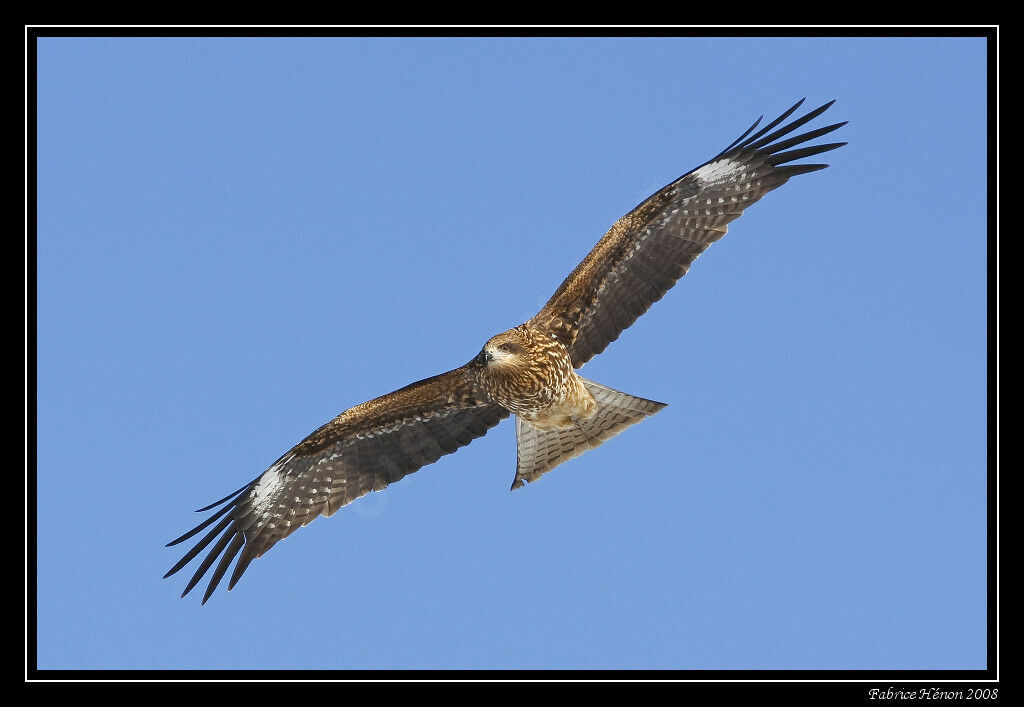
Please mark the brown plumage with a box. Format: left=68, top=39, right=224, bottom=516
left=166, top=99, right=846, bottom=602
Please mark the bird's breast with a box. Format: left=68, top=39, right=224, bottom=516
left=487, top=356, right=595, bottom=428
left=518, top=380, right=597, bottom=430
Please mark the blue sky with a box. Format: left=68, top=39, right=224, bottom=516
left=34, top=36, right=989, bottom=671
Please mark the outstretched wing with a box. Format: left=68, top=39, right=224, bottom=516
left=165, top=364, right=508, bottom=603
left=532, top=99, right=847, bottom=368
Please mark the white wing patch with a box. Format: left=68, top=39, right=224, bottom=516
left=690, top=157, right=744, bottom=185
left=250, top=458, right=288, bottom=517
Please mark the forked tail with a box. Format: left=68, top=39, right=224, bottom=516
left=511, top=377, right=666, bottom=489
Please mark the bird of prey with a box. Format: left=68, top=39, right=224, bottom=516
left=166, top=99, right=846, bottom=603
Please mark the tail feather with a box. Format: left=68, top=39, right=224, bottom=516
left=511, top=378, right=666, bottom=489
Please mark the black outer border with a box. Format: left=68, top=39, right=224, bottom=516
left=25, top=25, right=999, bottom=702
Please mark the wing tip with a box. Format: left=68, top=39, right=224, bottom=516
left=784, top=163, right=831, bottom=175
left=740, top=98, right=846, bottom=154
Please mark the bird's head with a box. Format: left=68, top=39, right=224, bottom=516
left=475, top=328, right=531, bottom=369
